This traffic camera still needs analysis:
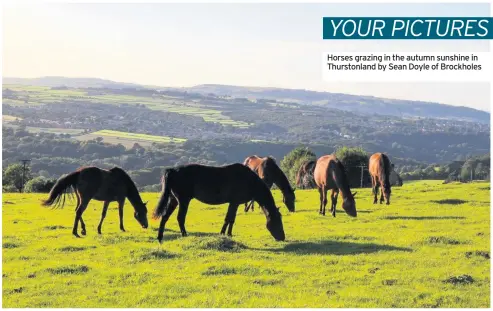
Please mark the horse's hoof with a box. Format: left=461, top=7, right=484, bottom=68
left=73, top=233, right=81, bottom=238
left=181, top=232, right=188, bottom=237
left=120, top=228, right=126, bottom=232
left=227, top=233, right=233, bottom=237
left=81, top=230, right=86, bottom=236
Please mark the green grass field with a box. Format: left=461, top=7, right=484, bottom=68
left=3, top=85, right=251, bottom=128
left=74, top=130, right=187, bottom=148
left=2, top=181, right=490, bottom=307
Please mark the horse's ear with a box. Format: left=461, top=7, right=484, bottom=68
left=144, top=201, right=148, bottom=206
left=391, top=163, right=395, bottom=169
left=352, top=192, right=357, bottom=197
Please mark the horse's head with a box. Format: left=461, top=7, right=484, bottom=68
left=266, top=207, right=285, bottom=241
left=134, top=201, right=149, bottom=229
left=283, top=189, right=296, bottom=212
left=342, top=192, right=357, bottom=217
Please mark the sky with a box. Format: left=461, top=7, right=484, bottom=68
left=2, top=2, right=491, bottom=111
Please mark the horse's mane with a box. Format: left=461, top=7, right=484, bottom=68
left=109, top=167, right=145, bottom=210
left=264, top=157, right=293, bottom=192
left=333, top=159, right=352, bottom=199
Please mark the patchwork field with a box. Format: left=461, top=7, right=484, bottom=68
left=74, top=130, right=187, bottom=148
left=2, top=181, right=490, bottom=307
left=3, top=85, right=251, bottom=127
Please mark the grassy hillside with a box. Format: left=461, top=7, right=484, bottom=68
left=2, top=181, right=490, bottom=307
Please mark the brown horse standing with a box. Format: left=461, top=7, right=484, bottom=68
left=243, top=155, right=295, bottom=213
left=369, top=153, right=392, bottom=205
left=313, top=155, right=357, bottom=217
left=42, top=167, right=148, bottom=237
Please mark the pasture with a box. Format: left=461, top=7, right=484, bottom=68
left=2, top=181, right=490, bottom=307
left=3, top=85, right=251, bottom=128
left=74, top=130, right=187, bottom=148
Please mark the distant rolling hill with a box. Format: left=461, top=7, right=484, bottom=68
left=188, top=84, right=490, bottom=124
left=3, top=77, right=489, bottom=123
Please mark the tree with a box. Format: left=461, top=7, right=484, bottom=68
left=334, top=146, right=370, bottom=188
left=3, top=163, right=33, bottom=193
left=24, top=176, right=56, bottom=193
left=280, top=147, right=316, bottom=186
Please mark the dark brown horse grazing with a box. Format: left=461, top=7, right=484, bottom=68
left=153, top=163, right=285, bottom=243
left=369, top=153, right=392, bottom=205
left=313, top=155, right=357, bottom=217
left=42, top=167, right=148, bottom=237
left=295, top=160, right=317, bottom=189
left=243, top=155, right=295, bottom=213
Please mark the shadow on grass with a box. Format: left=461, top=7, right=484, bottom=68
left=431, top=199, right=467, bottom=205
left=150, top=229, right=219, bottom=242
left=257, top=240, right=412, bottom=255
left=383, top=216, right=465, bottom=220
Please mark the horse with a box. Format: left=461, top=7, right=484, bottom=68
left=243, top=155, right=295, bottom=213
left=42, top=166, right=148, bottom=237
left=369, top=152, right=392, bottom=205
left=295, top=160, right=317, bottom=189
left=313, top=155, right=357, bottom=217
left=152, top=163, right=285, bottom=243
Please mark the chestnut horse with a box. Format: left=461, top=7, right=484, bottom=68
left=313, top=155, right=357, bottom=217
left=369, top=152, right=392, bottom=205
left=243, top=155, right=295, bottom=213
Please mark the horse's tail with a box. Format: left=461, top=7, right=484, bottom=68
left=381, top=154, right=391, bottom=189
left=153, top=169, right=173, bottom=219
left=295, top=165, right=304, bottom=187
left=42, top=171, right=80, bottom=208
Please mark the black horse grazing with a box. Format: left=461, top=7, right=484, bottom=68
left=243, top=155, right=295, bottom=213
left=42, top=166, right=148, bottom=237
left=153, top=163, right=286, bottom=243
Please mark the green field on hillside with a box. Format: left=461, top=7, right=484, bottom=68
left=3, top=85, right=251, bottom=127
left=2, top=181, right=490, bottom=307
left=74, top=130, right=187, bottom=148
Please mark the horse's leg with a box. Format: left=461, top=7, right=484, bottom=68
left=73, top=198, right=90, bottom=238
left=244, top=200, right=254, bottom=212
left=374, top=177, right=380, bottom=204
left=177, top=198, right=191, bottom=237
left=157, top=198, right=178, bottom=243
left=80, top=217, right=87, bottom=236
left=118, top=199, right=126, bottom=232
left=226, top=204, right=240, bottom=237
left=372, top=176, right=378, bottom=204
left=318, top=187, right=324, bottom=215
left=379, top=183, right=385, bottom=204
left=322, top=186, right=328, bottom=216
left=74, top=192, right=86, bottom=235
left=221, top=203, right=239, bottom=237
left=97, top=201, right=110, bottom=234
left=331, top=189, right=338, bottom=217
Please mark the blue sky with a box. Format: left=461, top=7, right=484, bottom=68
left=3, top=2, right=491, bottom=111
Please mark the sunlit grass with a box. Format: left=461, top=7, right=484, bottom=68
left=2, top=181, right=490, bottom=307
